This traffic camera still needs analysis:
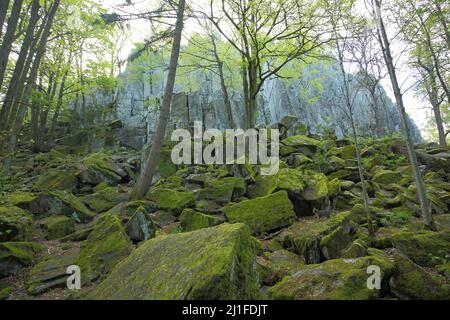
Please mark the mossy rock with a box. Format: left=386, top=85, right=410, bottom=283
left=300, top=173, right=329, bottom=201
left=246, top=173, right=279, bottom=199
left=223, top=191, right=296, bottom=235
left=158, top=148, right=177, bottom=178
left=327, top=178, right=341, bottom=197
left=34, top=169, right=78, bottom=192
left=82, top=187, right=129, bottom=212
left=277, top=212, right=352, bottom=264
left=147, top=188, right=195, bottom=215
left=86, top=223, right=261, bottom=300
left=372, top=169, right=402, bottom=185
left=27, top=249, right=79, bottom=295
left=276, top=168, right=305, bottom=194
left=436, top=262, right=450, bottom=280
left=390, top=252, right=450, bottom=299
left=436, top=214, right=450, bottom=230
left=179, top=209, right=225, bottom=232
left=282, top=135, right=320, bottom=150
left=0, top=242, right=44, bottom=277
left=4, top=192, right=40, bottom=212
left=339, top=145, right=356, bottom=160
left=199, top=177, right=246, bottom=204
left=76, top=214, right=133, bottom=284
left=49, top=191, right=95, bottom=223
left=341, top=239, right=368, bottom=258
left=0, top=286, right=12, bottom=300
left=0, top=206, right=33, bottom=242
left=125, top=206, right=156, bottom=242
left=268, top=252, right=395, bottom=300
left=39, top=216, right=76, bottom=240
left=392, top=230, right=450, bottom=268
left=258, top=249, right=305, bottom=285
left=79, top=153, right=126, bottom=185
left=320, top=226, right=353, bottom=260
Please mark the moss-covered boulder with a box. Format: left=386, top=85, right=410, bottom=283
left=223, top=191, right=296, bottom=235
left=0, top=242, right=44, bottom=278
left=372, top=169, right=402, bottom=185
left=392, top=231, right=450, bottom=268
left=258, top=249, right=305, bottom=285
left=125, top=206, right=156, bottom=242
left=27, top=249, right=79, bottom=295
left=4, top=192, right=40, bottom=213
left=276, top=168, right=305, bottom=194
left=341, top=239, right=368, bottom=258
left=300, top=174, right=329, bottom=201
left=390, top=252, right=450, bottom=299
left=277, top=212, right=352, bottom=263
left=76, top=214, right=133, bottom=284
left=246, top=174, right=279, bottom=199
left=199, top=177, right=246, bottom=204
left=268, top=250, right=395, bottom=300
left=0, top=206, right=33, bottom=242
left=158, top=148, right=177, bottom=178
left=147, top=188, right=195, bottom=215
left=33, top=169, right=78, bottom=192
left=282, top=135, right=320, bottom=156
left=320, top=226, right=353, bottom=260
left=39, top=216, right=75, bottom=240
left=79, top=153, right=126, bottom=185
left=48, top=191, right=95, bottom=223
left=179, top=209, right=224, bottom=232
left=82, top=187, right=129, bottom=212
left=87, top=223, right=261, bottom=300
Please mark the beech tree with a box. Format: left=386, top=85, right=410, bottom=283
left=133, top=0, right=186, bottom=199
left=370, top=0, right=436, bottom=230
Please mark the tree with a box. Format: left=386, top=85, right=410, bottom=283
left=326, top=0, right=375, bottom=238
left=370, top=0, right=436, bottom=230
left=133, top=0, right=186, bottom=199
left=204, top=0, right=329, bottom=128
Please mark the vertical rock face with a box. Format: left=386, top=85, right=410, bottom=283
left=87, top=60, right=422, bottom=149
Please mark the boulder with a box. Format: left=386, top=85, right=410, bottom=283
left=0, top=206, right=33, bottom=241
left=392, top=231, right=450, bottom=268
left=87, top=223, right=261, bottom=300
left=281, top=135, right=320, bottom=156
left=79, top=153, right=127, bottom=186
left=27, top=249, right=79, bottom=295
left=341, top=239, right=368, bottom=258
left=223, top=191, right=296, bottom=235
left=82, top=187, right=129, bottom=212
left=390, top=252, right=450, bottom=300
left=199, top=177, right=246, bottom=204
left=125, top=206, right=156, bottom=242
left=258, top=249, right=305, bottom=285
left=39, top=216, right=75, bottom=240
left=269, top=249, right=395, bottom=300
left=76, top=214, right=133, bottom=284
left=147, top=188, right=195, bottom=215
left=33, top=169, right=78, bottom=192
left=277, top=212, right=352, bottom=263
left=179, top=209, right=225, bottom=232
left=320, top=226, right=353, bottom=260
left=0, top=242, right=44, bottom=278
left=372, top=169, right=402, bottom=185
left=46, top=191, right=95, bottom=223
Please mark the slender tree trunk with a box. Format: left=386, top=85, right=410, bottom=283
left=0, top=0, right=40, bottom=129
left=48, top=72, right=68, bottom=145
left=0, top=0, right=24, bottom=90
left=241, top=55, right=250, bottom=129
left=374, top=0, right=435, bottom=230
left=434, top=0, right=450, bottom=49
left=133, top=0, right=186, bottom=199
left=0, top=0, right=10, bottom=37
left=210, top=34, right=234, bottom=128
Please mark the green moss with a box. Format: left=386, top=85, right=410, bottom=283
left=0, top=242, right=44, bottom=277
left=34, top=169, right=77, bottom=192
left=0, top=206, right=33, bottom=241
left=147, top=188, right=195, bottom=215
left=87, top=223, right=261, bottom=300
left=392, top=230, right=450, bottom=267
left=282, top=135, right=320, bottom=148
left=199, top=177, right=246, bottom=204
left=276, top=168, right=305, bottom=194
left=50, top=191, right=95, bottom=223
left=300, top=173, right=329, bottom=201
left=372, top=169, right=402, bottom=185
left=82, top=153, right=124, bottom=183
left=7, top=192, right=39, bottom=208
left=82, top=187, right=129, bottom=212
left=179, top=209, right=224, bottom=232
left=341, top=239, right=368, bottom=258
left=0, top=286, right=12, bottom=300
left=390, top=252, right=450, bottom=299
left=76, top=214, right=133, bottom=284
left=269, top=253, right=394, bottom=300
left=327, top=178, right=341, bottom=197
left=320, top=226, right=352, bottom=259
left=247, top=173, right=279, bottom=198
left=39, top=215, right=75, bottom=240
left=223, top=190, right=296, bottom=235
left=158, top=148, right=177, bottom=178
left=258, top=249, right=305, bottom=285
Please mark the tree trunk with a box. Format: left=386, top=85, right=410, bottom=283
left=241, top=55, right=250, bottom=129
left=133, top=0, right=186, bottom=199
left=374, top=0, right=435, bottom=230
left=210, top=34, right=234, bottom=128
left=0, top=0, right=40, bottom=130
left=0, top=0, right=24, bottom=90
left=0, top=0, right=10, bottom=37
left=48, top=72, right=68, bottom=145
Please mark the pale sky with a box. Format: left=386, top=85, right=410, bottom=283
left=97, top=0, right=433, bottom=138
